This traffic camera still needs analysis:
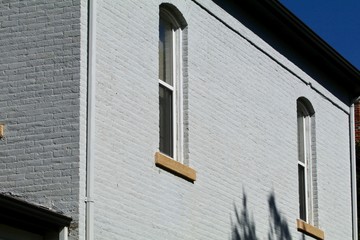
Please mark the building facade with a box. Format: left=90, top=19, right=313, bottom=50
left=1, top=0, right=360, bottom=239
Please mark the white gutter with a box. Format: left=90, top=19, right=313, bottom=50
left=85, top=0, right=96, bottom=239
left=350, top=98, right=360, bottom=240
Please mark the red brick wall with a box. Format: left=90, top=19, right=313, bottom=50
left=355, top=103, right=360, bottom=142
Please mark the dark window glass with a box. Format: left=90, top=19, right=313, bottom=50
left=159, top=17, right=173, bottom=85
left=297, top=116, right=305, bottom=164
left=298, top=165, right=306, bottom=221
left=159, top=85, right=173, bottom=157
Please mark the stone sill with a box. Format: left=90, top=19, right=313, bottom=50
left=297, top=219, right=324, bottom=240
left=155, top=152, right=196, bottom=182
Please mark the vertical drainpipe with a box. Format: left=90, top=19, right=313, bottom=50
left=350, top=98, right=359, bottom=240
left=86, top=0, right=96, bottom=239
left=59, top=227, right=68, bottom=240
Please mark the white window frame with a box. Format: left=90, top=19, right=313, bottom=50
left=159, top=8, right=184, bottom=163
left=297, top=101, right=313, bottom=224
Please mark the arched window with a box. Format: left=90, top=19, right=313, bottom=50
left=297, top=98, right=316, bottom=224
left=158, top=4, right=187, bottom=162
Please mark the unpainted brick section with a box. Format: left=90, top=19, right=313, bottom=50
left=355, top=103, right=360, bottom=142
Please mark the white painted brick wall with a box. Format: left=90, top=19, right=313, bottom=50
left=93, top=0, right=353, bottom=239
left=0, top=0, right=353, bottom=239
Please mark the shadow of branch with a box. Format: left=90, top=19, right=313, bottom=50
left=268, top=192, right=292, bottom=240
left=231, top=191, right=293, bottom=240
left=231, top=193, right=258, bottom=240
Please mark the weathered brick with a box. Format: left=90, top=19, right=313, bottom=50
left=0, top=1, right=81, bottom=239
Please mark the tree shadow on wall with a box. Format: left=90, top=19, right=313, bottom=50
left=231, top=194, right=258, bottom=240
left=267, top=193, right=292, bottom=240
left=231, top=192, right=293, bottom=240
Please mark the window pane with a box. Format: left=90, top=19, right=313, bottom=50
left=298, top=165, right=306, bottom=221
left=159, top=17, right=173, bottom=85
left=297, top=116, right=305, bottom=164
left=159, top=85, right=173, bottom=157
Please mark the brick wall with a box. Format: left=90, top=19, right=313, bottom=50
left=0, top=0, right=353, bottom=239
left=355, top=103, right=360, bottom=142
left=0, top=0, right=81, bottom=238
left=92, top=0, right=353, bottom=239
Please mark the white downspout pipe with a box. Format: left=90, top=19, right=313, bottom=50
left=59, top=227, right=68, bottom=240
left=350, top=98, right=360, bottom=240
left=86, top=0, right=96, bottom=239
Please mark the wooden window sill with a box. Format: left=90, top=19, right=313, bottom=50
left=155, top=152, right=196, bottom=182
left=297, top=219, right=324, bottom=240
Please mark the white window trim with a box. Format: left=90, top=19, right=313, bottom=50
left=159, top=8, right=184, bottom=163
left=297, top=101, right=314, bottom=224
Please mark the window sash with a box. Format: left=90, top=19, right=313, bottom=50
left=158, top=10, right=183, bottom=162
left=297, top=103, right=313, bottom=223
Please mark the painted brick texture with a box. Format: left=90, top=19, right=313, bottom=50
left=0, top=0, right=354, bottom=240
left=93, top=0, right=353, bottom=240
left=0, top=0, right=81, bottom=238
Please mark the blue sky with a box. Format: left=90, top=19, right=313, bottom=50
left=279, top=0, right=360, bottom=70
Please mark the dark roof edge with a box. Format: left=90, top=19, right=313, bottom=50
left=260, top=0, right=360, bottom=80
left=0, top=193, right=72, bottom=227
